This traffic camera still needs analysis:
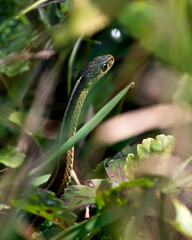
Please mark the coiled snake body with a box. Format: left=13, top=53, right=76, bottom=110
left=44, top=54, right=114, bottom=197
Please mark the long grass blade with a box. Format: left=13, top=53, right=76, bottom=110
left=67, top=36, right=83, bottom=95
left=31, top=82, right=134, bottom=175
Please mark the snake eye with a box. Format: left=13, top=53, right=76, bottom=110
left=102, top=63, right=108, bottom=71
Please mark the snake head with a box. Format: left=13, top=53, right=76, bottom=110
left=79, top=54, right=114, bottom=86
left=94, top=54, right=114, bottom=74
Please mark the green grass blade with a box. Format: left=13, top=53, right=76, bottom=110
left=30, top=82, right=134, bottom=175
left=57, top=83, right=134, bottom=156
left=15, top=0, right=49, bottom=19
left=67, top=36, right=83, bottom=96
left=51, top=204, right=131, bottom=240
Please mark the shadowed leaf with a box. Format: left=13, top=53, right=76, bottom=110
left=104, top=155, right=127, bottom=184
left=11, top=190, right=76, bottom=228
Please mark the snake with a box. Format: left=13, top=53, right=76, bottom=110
left=43, top=54, right=114, bottom=197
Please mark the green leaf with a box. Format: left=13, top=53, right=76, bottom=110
left=104, top=155, right=127, bottom=184
left=32, top=174, right=50, bottom=186
left=0, top=19, right=32, bottom=54
left=169, top=199, right=192, bottom=238
left=122, top=144, right=137, bottom=156
left=63, top=184, right=97, bottom=210
left=9, top=111, right=26, bottom=127
left=124, top=135, right=175, bottom=180
left=11, top=190, right=76, bottom=228
left=31, top=82, right=134, bottom=175
left=0, top=60, right=29, bottom=77
left=0, top=146, right=25, bottom=168
left=119, top=2, right=192, bottom=73
left=137, top=134, right=175, bottom=159
left=96, top=178, right=155, bottom=211
left=38, top=8, right=50, bottom=27
left=124, top=153, right=136, bottom=180
left=92, top=160, right=106, bottom=179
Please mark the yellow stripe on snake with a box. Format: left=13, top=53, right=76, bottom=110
left=43, top=54, right=114, bottom=197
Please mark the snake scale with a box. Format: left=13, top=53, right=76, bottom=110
left=43, top=54, right=114, bottom=197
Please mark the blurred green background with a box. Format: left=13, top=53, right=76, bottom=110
left=0, top=0, right=192, bottom=239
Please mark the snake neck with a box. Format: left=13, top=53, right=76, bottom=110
left=55, top=86, right=90, bottom=197
left=43, top=77, right=90, bottom=196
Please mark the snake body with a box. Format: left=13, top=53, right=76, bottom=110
left=44, top=54, right=114, bottom=197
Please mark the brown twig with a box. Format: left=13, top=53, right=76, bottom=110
left=0, top=49, right=56, bottom=65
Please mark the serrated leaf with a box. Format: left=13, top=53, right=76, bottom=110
left=124, top=153, right=136, bottom=180
left=137, top=134, right=175, bottom=159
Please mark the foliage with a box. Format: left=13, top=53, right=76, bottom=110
left=0, top=0, right=192, bottom=240
left=12, top=190, right=76, bottom=229
left=124, top=134, right=175, bottom=180
left=0, top=145, right=25, bottom=168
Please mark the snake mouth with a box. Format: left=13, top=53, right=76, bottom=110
left=108, top=56, right=115, bottom=68
left=107, top=54, right=115, bottom=68
left=106, top=55, right=115, bottom=73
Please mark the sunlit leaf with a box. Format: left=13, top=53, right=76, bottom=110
left=124, top=153, right=136, bottom=180
left=137, top=134, right=175, bottom=159
left=63, top=184, right=97, bottom=210
left=170, top=199, right=192, bottom=238
left=124, top=135, right=175, bottom=179
left=9, top=111, right=26, bottom=127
